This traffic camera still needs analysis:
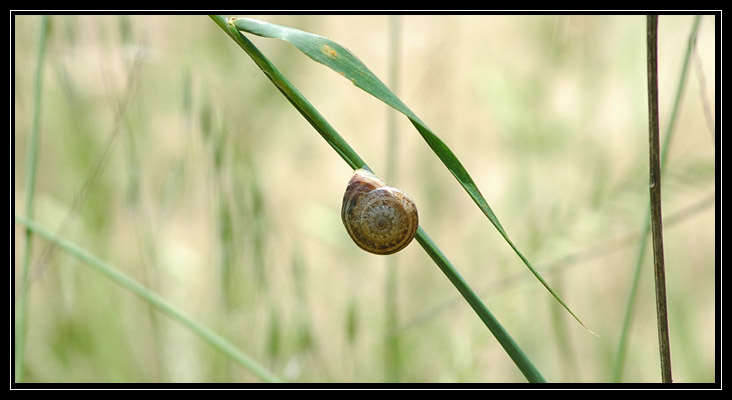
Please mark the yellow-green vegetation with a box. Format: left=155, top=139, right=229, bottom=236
left=14, top=14, right=716, bottom=383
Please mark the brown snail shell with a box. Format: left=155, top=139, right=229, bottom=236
left=341, top=169, right=418, bottom=255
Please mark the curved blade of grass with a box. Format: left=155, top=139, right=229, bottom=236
left=14, top=214, right=283, bottom=383
left=227, top=16, right=588, bottom=331
left=212, top=16, right=367, bottom=172
left=210, top=15, right=546, bottom=382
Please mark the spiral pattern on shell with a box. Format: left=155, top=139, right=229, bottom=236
left=341, top=169, right=419, bottom=255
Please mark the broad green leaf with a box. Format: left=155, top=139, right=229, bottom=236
left=229, top=16, right=589, bottom=331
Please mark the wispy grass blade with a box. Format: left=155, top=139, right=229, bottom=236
left=227, top=16, right=587, bottom=331
left=14, top=214, right=283, bottom=383
left=16, top=15, right=49, bottom=384
left=210, top=15, right=546, bottom=382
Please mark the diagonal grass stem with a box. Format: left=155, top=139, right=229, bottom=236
left=15, top=215, right=283, bottom=383
left=224, top=14, right=589, bottom=333
left=210, top=14, right=546, bottom=383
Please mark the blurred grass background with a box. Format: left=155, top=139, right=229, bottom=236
left=13, top=14, right=715, bottom=383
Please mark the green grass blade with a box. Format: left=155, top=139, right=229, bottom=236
left=209, top=16, right=368, bottom=172
left=210, top=15, right=546, bottom=382
left=415, top=227, right=546, bottom=382
left=14, top=214, right=283, bottom=383
left=16, top=15, right=49, bottom=384
left=228, top=16, right=587, bottom=330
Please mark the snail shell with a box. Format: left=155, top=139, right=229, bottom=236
left=341, top=169, right=418, bottom=255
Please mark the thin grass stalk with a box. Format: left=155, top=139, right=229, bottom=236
left=124, top=88, right=166, bottom=382
left=612, top=15, right=702, bottom=382
left=384, top=14, right=401, bottom=383
left=210, top=15, right=546, bottom=383
left=16, top=15, right=49, bottom=384
left=14, top=215, right=282, bottom=383
left=121, top=19, right=167, bottom=380
left=28, top=35, right=143, bottom=287
left=645, top=14, right=672, bottom=383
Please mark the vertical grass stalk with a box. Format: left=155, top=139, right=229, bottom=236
left=16, top=15, right=49, bottom=384
left=612, top=15, right=701, bottom=382
left=645, top=14, right=672, bottom=383
left=384, top=14, right=402, bottom=383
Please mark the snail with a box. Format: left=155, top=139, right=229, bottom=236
left=341, top=169, right=419, bottom=255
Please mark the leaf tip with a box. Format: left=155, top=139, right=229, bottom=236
left=577, top=319, right=600, bottom=337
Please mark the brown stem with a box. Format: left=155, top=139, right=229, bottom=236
left=646, top=14, right=673, bottom=384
